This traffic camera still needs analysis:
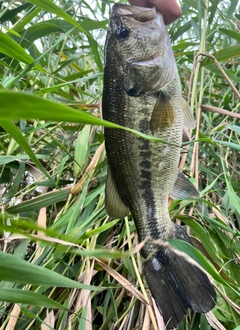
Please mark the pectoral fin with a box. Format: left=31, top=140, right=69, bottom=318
left=150, top=92, right=175, bottom=134
left=170, top=171, right=199, bottom=200
left=182, top=98, right=196, bottom=129
left=105, top=166, right=130, bottom=218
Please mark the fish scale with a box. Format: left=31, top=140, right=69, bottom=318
left=103, top=3, right=216, bottom=328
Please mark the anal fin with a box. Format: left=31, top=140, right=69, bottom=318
left=170, top=171, right=199, bottom=200
left=105, top=166, right=130, bottom=218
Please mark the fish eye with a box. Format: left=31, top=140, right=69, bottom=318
left=115, top=26, right=129, bottom=39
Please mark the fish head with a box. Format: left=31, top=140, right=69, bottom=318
left=105, top=3, right=176, bottom=96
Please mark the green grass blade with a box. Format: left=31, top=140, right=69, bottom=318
left=6, top=189, right=70, bottom=214
left=0, top=120, right=53, bottom=183
left=0, top=251, right=102, bottom=291
left=167, top=239, right=236, bottom=290
left=0, top=30, right=43, bottom=70
left=218, top=28, right=240, bottom=42
left=0, top=91, right=171, bottom=144
left=28, top=0, right=92, bottom=38
left=0, top=289, right=67, bottom=309
left=0, top=91, right=118, bottom=127
left=217, top=140, right=240, bottom=152
left=201, top=44, right=240, bottom=66
left=0, top=154, right=50, bottom=165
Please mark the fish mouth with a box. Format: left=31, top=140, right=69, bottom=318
left=129, top=54, right=162, bottom=67
left=112, top=3, right=156, bottom=22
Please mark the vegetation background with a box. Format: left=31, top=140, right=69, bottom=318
left=0, top=0, right=239, bottom=329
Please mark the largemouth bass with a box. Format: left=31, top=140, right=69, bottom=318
left=102, top=3, right=216, bottom=328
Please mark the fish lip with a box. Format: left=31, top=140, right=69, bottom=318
left=127, top=54, right=161, bottom=67
left=112, top=3, right=157, bottom=22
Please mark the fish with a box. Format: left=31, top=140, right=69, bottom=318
left=102, top=3, right=216, bottom=329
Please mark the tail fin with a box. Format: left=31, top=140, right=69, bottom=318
left=143, top=225, right=216, bottom=329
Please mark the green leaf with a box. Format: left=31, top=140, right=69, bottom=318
left=0, top=3, right=33, bottom=23
left=72, top=248, right=129, bottom=259
left=227, top=0, right=239, bottom=18
left=13, top=19, right=108, bottom=49
left=182, top=0, right=204, bottom=10
left=28, top=0, right=91, bottom=38
left=0, top=288, right=67, bottom=309
left=218, top=28, right=240, bottom=43
left=0, top=91, right=117, bottom=126
left=74, top=125, right=91, bottom=177
left=0, top=120, right=53, bottom=183
left=167, top=239, right=235, bottom=289
left=3, top=162, right=25, bottom=202
left=177, top=215, right=219, bottom=263
left=216, top=140, right=240, bottom=152
left=35, top=73, right=102, bottom=95
left=0, top=251, right=102, bottom=291
left=172, top=21, right=192, bottom=41
left=0, top=154, right=50, bottom=165
left=25, top=1, right=104, bottom=72
left=15, top=22, right=67, bottom=49
left=81, top=219, right=120, bottom=239
left=0, top=91, right=171, bottom=144
left=6, top=188, right=71, bottom=214
left=203, top=64, right=240, bottom=83
left=226, top=125, right=240, bottom=135
left=201, top=44, right=240, bottom=66
left=0, top=30, right=43, bottom=70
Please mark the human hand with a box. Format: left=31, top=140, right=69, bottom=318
left=128, top=0, right=182, bottom=24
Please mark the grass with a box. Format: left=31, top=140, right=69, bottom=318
left=0, top=0, right=239, bottom=329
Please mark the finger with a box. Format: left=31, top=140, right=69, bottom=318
left=149, top=0, right=182, bottom=24
left=128, top=0, right=182, bottom=24
left=128, top=0, right=152, bottom=7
